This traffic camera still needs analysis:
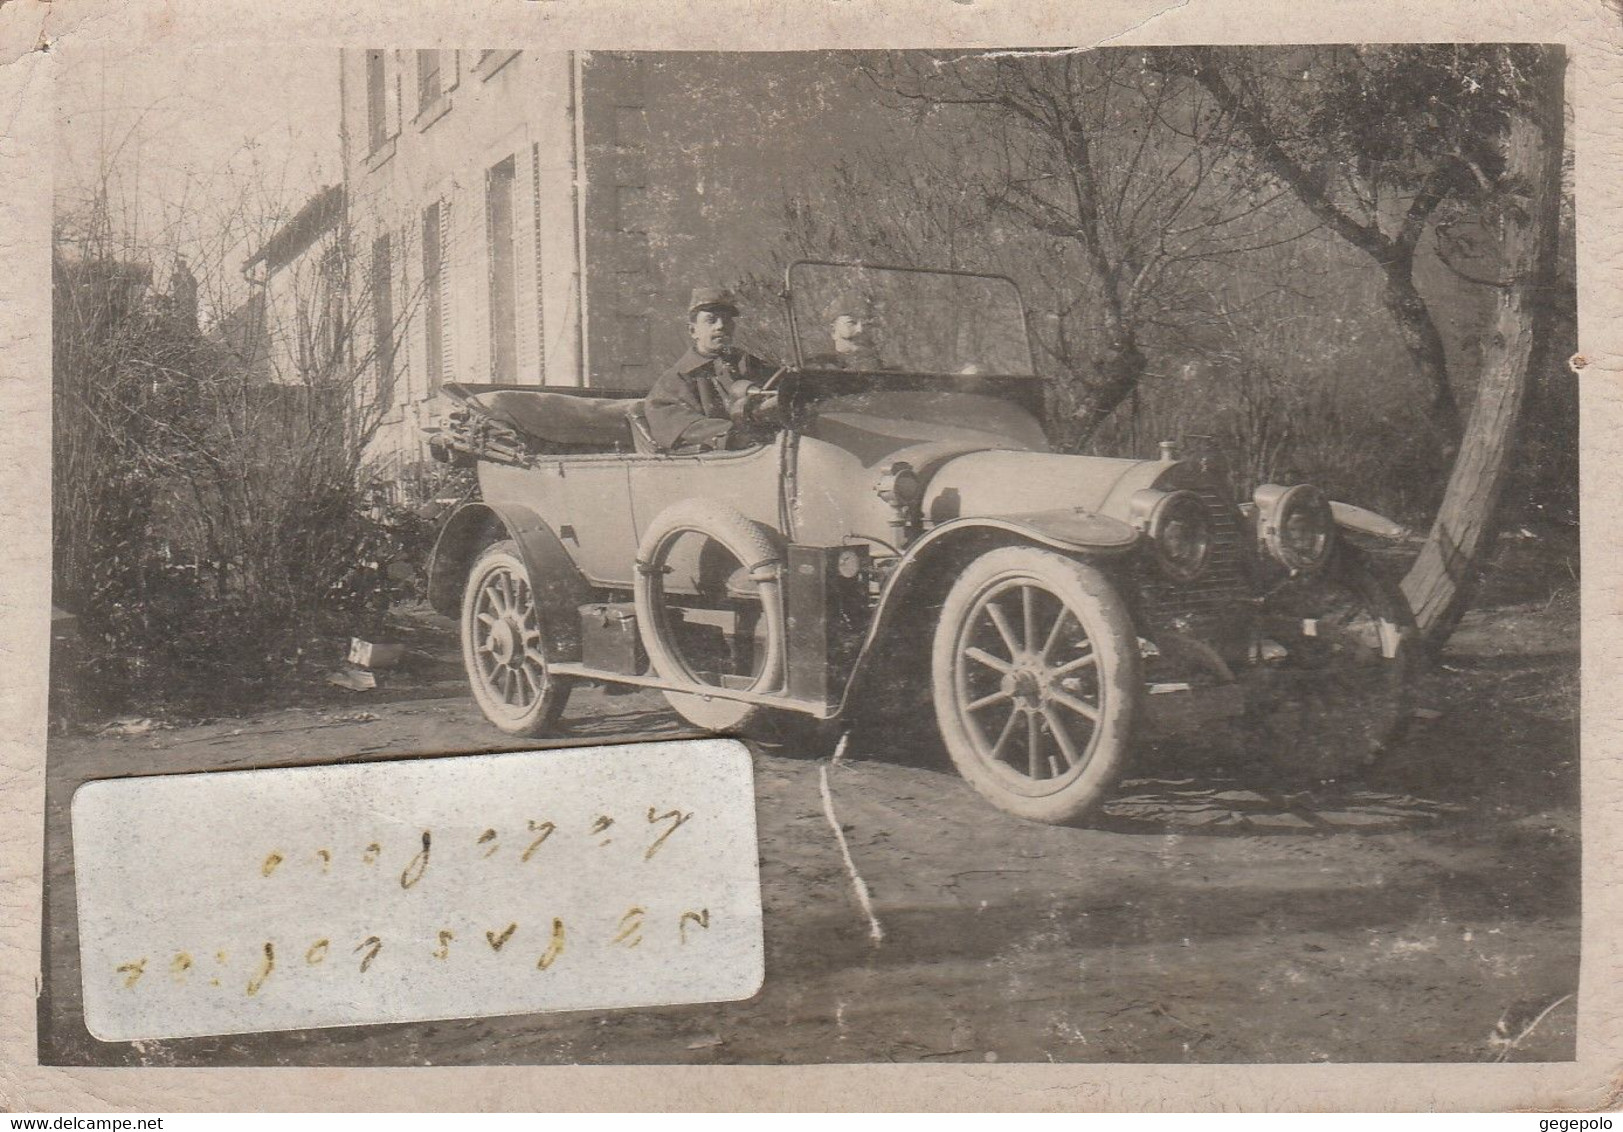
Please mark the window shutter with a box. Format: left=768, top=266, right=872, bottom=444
left=371, top=232, right=394, bottom=414
left=416, top=50, right=441, bottom=112
left=439, top=198, right=455, bottom=387
left=365, top=50, right=387, bottom=152
left=389, top=51, right=402, bottom=139
left=423, top=201, right=443, bottom=396
left=396, top=221, right=413, bottom=405
left=514, top=142, right=542, bottom=382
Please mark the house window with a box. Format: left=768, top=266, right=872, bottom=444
left=486, top=156, right=517, bottom=384
left=366, top=50, right=388, bottom=153
left=372, top=233, right=395, bottom=411
left=417, top=50, right=442, bottom=112
left=314, top=245, right=345, bottom=379
left=297, top=246, right=345, bottom=382
left=423, top=201, right=445, bottom=393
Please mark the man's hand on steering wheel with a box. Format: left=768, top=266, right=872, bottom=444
left=726, top=379, right=781, bottom=426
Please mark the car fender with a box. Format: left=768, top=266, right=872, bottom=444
left=1240, top=499, right=1410, bottom=543
left=1330, top=500, right=1410, bottom=541
left=833, top=511, right=1137, bottom=717
left=427, top=500, right=593, bottom=661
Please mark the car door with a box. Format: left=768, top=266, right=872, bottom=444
left=625, top=441, right=785, bottom=547
left=542, top=453, right=635, bottom=588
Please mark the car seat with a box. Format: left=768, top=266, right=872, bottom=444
left=626, top=400, right=660, bottom=454
left=626, top=400, right=715, bottom=456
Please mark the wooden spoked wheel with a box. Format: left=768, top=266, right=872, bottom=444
left=932, top=546, right=1141, bottom=825
left=461, top=540, right=572, bottom=736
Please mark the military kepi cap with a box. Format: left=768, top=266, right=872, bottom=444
left=824, top=291, right=878, bottom=323
left=688, top=286, right=741, bottom=316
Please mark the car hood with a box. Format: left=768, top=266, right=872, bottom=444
left=921, top=449, right=1169, bottom=525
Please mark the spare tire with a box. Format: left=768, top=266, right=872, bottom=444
left=633, top=499, right=786, bottom=732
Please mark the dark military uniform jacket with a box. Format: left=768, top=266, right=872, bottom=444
left=644, top=347, right=777, bottom=452
left=803, top=347, right=890, bottom=371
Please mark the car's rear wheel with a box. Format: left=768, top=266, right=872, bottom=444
left=932, top=546, right=1141, bottom=825
left=461, top=540, right=572, bottom=736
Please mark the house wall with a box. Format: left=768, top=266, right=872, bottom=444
left=338, top=49, right=827, bottom=468
left=339, top=49, right=585, bottom=476
left=252, top=234, right=345, bottom=387
left=578, top=52, right=652, bottom=392
left=577, top=52, right=806, bottom=389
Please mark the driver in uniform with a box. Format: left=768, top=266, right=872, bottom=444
left=644, top=287, right=780, bottom=452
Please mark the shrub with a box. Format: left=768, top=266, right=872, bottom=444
left=51, top=240, right=404, bottom=717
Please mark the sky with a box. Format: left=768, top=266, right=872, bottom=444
left=54, top=43, right=342, bottom=316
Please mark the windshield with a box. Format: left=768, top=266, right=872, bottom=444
left=788, top=262, right=1035, bottom=376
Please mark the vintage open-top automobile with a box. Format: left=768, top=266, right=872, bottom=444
left=427, top=261, right=1415, bottom=825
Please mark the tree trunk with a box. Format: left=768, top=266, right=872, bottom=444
left=1068, top=333, right=1148, bottom=448
left=1400, top=48, right=1565, bottom=650
left=1378, top=258, right=1463, bottom=448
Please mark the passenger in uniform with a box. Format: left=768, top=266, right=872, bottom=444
left=804, top=291, right=889, bottom=371
left=644, top=287, right=781, bottom=452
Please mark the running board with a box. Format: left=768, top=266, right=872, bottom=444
left=548, top=662, right=835, bottom=718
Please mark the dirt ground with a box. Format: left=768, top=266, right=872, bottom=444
left=38, top=539, right=1580, bottom=1066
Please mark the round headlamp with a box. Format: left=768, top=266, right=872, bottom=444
left=1130, top=488, right=1213, bottom=582
left=1255, top=483, right=1335, bottom=572
left=876, top=461, right=923, bottom=509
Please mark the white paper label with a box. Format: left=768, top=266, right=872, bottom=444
left=72, top=739, right=763, bottom=1041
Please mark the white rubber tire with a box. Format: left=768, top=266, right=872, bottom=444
left=931, top=546, right=1140, bottom=825
left=460, top=540, right=572, bottom=736
left=633, top=499, right=785, bottom=732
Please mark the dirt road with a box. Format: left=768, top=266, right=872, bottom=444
left=39, top=594, right=1579, bottom=1066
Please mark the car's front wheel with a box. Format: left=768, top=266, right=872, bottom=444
left=931, top=546, right=1141, bottom=825
left=461, top=540, right=572, bottom=736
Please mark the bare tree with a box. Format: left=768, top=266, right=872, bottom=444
left=807, top=50, right=1311, bottom=450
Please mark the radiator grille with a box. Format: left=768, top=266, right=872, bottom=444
left=1133, top=480, right=1251, bottom=639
